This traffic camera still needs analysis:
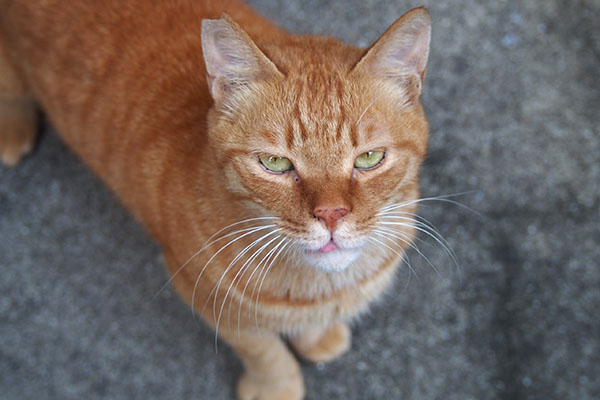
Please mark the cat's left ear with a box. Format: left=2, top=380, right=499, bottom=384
left=201, top=14, right=282, bottom=107
left=351, top=7, right=431, bottom=103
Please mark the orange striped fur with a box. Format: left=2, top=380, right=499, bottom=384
left=0, top=1, right=431, bottom=398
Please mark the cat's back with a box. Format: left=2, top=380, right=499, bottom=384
left=0, top=0, right=282, bottom=148
left=0, top=0, right=283, bottom=191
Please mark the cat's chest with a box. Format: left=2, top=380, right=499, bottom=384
left=251, top=256, right=399, bottom=333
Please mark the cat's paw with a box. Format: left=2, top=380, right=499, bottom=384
left=237, top=371, right=305, bottom=400
left=0, top=101, right=37, bottom=167
left=291, top=322, right=351, bottom=364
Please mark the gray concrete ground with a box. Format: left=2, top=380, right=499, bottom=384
left=1, top=0, right=599, bottom=399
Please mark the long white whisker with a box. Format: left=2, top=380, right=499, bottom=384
left=378, top=209, right=438, bottom=227
left=381, top=191, right=478, bottom=208
left=356, top=94, right=382, bottom=125
left=190, top=224, right=276, bottom=322
left=279, top=239, right=297, bottom=265
left=374, top=229, right=442, bottom=278
left=379, top=218, right=457, bottom=257
left=367, top=237, right=421, bottom=289
left=254, top=239, right=293, bottom=334
left=367, top=237, right=413, bottom=292
left=378, top=221, right=460, bottom=271
left=380, top=191, right=481, bottom=216
left=377, top=219, right=436, bottom=251
left=237, top=238, right=285, bottom=336
left=210, top=228, right=282, bottom=316
left=153, top=217, right=278, bottom=300
left=377, top=214, right=450, bottom=250
left=212, top=229, right=282, bottom=349
left=223, top=234, right=282, bottom=333
left=368, top=236, right=419, bottom=284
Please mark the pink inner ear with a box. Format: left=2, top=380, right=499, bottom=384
left=352, top=8, right=431, bottom=94
left=202, top=20, right=254, bottom=83
left=201, top=16, right=281, bottom=106
left=381, top=20, right=430, bottom=79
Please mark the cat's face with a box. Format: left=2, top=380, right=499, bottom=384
left=202, top=11, right=431, bottom=272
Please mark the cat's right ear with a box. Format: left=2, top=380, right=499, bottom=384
left=351, top=7, right=431, bottom=104
left=201, top=14, right=282, bottom=107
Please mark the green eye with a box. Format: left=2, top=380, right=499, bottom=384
left=354, top=151, right=385, bottom=169
left=259, top=155, right=293, bottom=172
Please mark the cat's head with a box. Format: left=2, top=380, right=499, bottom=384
left=201, top=8, right=431, bottom=272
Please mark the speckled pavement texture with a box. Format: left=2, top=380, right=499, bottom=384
left=1, top=1, right=598, bottom=399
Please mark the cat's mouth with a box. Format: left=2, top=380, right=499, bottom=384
left=313, top=239, right=339, bottom=253
left=303, top=239, right=361, bottom=272
left=305, top=238, right=343, bottom=254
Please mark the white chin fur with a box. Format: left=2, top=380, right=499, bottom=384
left=302, top=247, right=362, bottom=272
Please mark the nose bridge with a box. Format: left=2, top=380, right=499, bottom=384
left=306, top=173, right=351, bottom=206
left=305, top=175, right=352, bottom=232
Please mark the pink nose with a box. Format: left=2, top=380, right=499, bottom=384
left=313, top=206, right=349, bottom=233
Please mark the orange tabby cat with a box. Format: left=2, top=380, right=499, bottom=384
left=0, top=1, right=430, bottom=399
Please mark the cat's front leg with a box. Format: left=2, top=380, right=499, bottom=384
left=289, top=322, right=351, bottom=364
left=219, top=329, right=305, bottom=400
